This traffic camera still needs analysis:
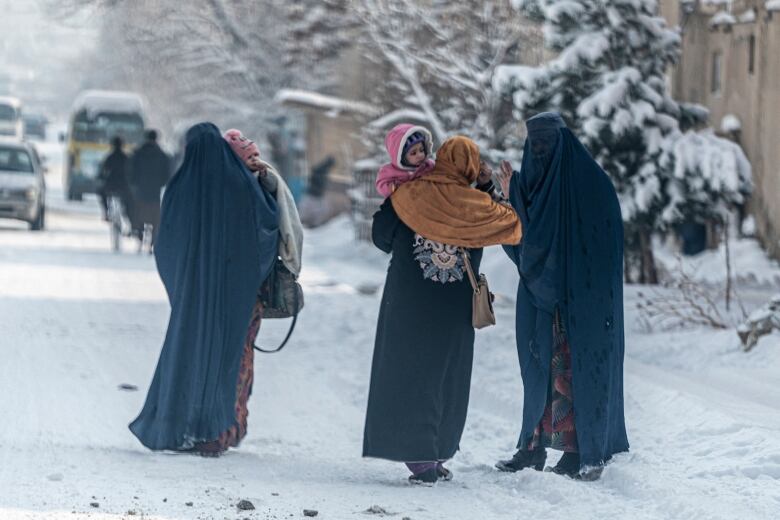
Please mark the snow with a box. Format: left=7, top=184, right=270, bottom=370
left=71, top=90, right=146, bottom=118
left=369, top=108, right=429, bottom=129
left=671, top=128, right=751, bottom=201
left=492, top=64, right=540, bottom=93
left=0, top=95, right=22, bottom=109
left=275, top=88, right=379, bottom=117
left=710, top=11, right=737, bottom=26
left=654, top=234, right=780, bottom=287
left=721, top=113, right=742, bottom=133
left=2, top=140, right=780, bottom=519
left=738, top=8, right=757, bottom=23
left=767, top=0, right=780, bottom=12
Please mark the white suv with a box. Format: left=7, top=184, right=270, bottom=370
left=0, top=142, right=46, bottom=230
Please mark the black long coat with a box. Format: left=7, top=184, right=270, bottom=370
left=128, top=141, right=171, bottom=201
left=363, top=199, right=482, bottom=463
left=100, top=149, right=131, bottom=198
left=128, top=141, right=171, bottom=228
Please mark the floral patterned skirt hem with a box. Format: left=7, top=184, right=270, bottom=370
left=195, top=300, right=263, bottom=456
left=527, top=310, right=578, bottom=453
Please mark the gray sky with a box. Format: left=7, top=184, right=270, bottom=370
left=0, top=0, right=99, bottom=115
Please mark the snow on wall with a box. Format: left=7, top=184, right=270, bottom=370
left=721, top=114, right=742, bottom=133
left=767, top=0, right=780, bottom=12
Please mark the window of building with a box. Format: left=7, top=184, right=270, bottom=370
left=711, top=51, right=722, bottom=95
left=748, top=35, right=756, bottom=74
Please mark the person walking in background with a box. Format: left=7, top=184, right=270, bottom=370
left=298, top=155, right=335, bottom=228
left=129, top=122, right=279, bottom=457
left=363, top=136, right=521, bottom=485
left=127, top=129, right=171, bottom=245
left=495, top=112, right=628, bottom=481
left=375, top=124, right=435, bottom=197
left=98, top=136, right=135, bottom=226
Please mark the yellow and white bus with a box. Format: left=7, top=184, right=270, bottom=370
left=62, top=90, right=146, bottom=201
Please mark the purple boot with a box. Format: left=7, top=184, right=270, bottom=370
left=405, top=462, right=438, bottom=485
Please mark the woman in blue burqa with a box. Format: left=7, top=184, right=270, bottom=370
left=129, top=122, right=279, bottom=456
left=495, top=113, right=628, bottom=480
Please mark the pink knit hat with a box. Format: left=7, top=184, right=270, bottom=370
left=223, top=128, right=260, bottom=163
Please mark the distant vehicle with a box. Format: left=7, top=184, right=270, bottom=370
left=23, top=113, right=48, bottom=140
left=0, top=96, right=24, bottom=141
left=0, top=141, right=46, bottom=230
left=62, top=90, right=146, bottom=201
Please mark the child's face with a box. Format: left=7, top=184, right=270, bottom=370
left=404, top=142, right=426, bottom=167
left=245, top=153, right=263, bottom=172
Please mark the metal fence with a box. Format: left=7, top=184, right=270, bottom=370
left=349, top=158, right=383, bottom=242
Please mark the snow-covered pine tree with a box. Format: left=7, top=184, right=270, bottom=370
left=515, top=0, right=684, bottom=283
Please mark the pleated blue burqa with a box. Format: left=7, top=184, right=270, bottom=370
left=130, top=122, right=278, bottom=451
left=504, top=113, right=629, bottom=468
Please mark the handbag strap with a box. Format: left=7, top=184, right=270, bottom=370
left=459, top=247, right=479, bottom=293
left=253, top=284, right=299, bottom=354
left=254, top=311, right=297, bottom=353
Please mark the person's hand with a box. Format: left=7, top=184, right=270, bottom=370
left=477, top=161, right=493, bottom=185
left=498, top=160, right=514, bottom=197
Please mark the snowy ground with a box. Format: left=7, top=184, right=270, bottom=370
left=1, top=142, right=780, bottom=520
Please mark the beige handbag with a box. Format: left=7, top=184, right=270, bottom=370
left=460, top=248, right=496, bottom=329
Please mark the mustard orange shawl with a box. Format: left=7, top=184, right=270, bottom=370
left=391, top=136, right=522, bottom=248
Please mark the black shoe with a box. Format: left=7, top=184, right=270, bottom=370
left=495, top=448, right=547, bottom=472
left=437, top=464, right=453, bottom=481
left=549, top=452, right=581, bottom=478
left=408, top=467, right=438, bottom=486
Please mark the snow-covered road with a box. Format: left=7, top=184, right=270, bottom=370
left=1, top=147, right=779, bottom=519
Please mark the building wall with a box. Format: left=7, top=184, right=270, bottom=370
left=668, top=0, right=780, bottom=257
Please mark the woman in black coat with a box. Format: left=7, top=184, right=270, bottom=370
left=363, top=136, right=521, bottom=485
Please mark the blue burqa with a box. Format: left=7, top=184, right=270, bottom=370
left=130, top=122, right=279, bottom=451
left=504, top=113, right=629, bottom=468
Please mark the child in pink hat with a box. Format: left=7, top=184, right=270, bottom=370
left=375, top=124, right=435, bottom=198
left=224, top=128, right=265, bottom=175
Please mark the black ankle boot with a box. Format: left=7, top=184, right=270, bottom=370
left=408, top=467, right=438, bottom=486
left=495, top=448, right=547, bottom=472
left=550, top=452, right=580, bottom=478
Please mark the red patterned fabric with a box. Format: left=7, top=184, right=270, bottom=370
left=528, top=311, right=578, bottom=453
left=195, top=300, right=263, bottom=456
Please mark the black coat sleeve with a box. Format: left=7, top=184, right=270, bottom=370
left=371, top=198, right=400, bottom=254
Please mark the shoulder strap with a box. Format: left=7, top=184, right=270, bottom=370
left=459, top=247, right=479, bottom=293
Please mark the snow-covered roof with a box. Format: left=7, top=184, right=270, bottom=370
left=369, top=109, right=428, bottom=128
left=71, top=90, right=146, bottom=118
left=710, top=11, right=737, bottom=27
left=721, top=114, right=742, bottom=133
left=767, top=0, right=780, bottom=12
left=275, top=89, right=378, bottom=117
left=0, top=96, right=22, bottom=109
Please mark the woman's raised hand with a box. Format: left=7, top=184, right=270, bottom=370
left=498, top=160, right=514, bottom=198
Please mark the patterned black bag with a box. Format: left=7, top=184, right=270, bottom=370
left=256, top=260, right=304, bottom=353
